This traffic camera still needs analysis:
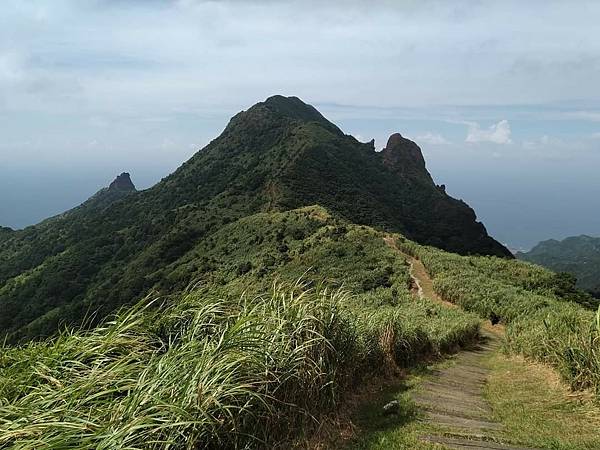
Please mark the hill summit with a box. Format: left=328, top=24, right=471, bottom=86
left=0, top=95, right=509, bottom=341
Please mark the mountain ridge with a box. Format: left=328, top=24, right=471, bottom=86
left=0, top=95, right=510, bottom=341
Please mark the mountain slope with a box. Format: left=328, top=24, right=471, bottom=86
left=517, top=235, right=600, bottom=296
left=1, top=207, right=598, bottom=449
left=0, top=95, right=510, bottom=341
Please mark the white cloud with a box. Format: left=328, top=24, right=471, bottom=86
left=522, top=135, right=562, bottom=150
left=414, top=132, right=450, bottom=145
left=518, top=134, right=595, bottom=162
left=0, top=0, right=599, bottom=172
left=565, top=111, right=600, bottom=122
left=465, top=120, right=512, bottom=144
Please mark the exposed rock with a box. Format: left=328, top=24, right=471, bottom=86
left=108, top=173, right=136, bottom=192
left=382, top=400, right=400, bottom=416
left=73, top=173, right=137, bottom=213
left=382, top=133, right=427, bottom=174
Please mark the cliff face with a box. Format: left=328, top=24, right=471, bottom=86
left=382, top=133, right=428, bottom=175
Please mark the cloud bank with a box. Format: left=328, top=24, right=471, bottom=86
left=465, top=120, right=512, bottom=145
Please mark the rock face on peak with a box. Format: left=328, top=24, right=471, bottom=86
left=108, top=173, right=136, bottom=192
left=65, top=173, right=138, bottom=215
left=0, top=95, right=511, bottom=342
left=382, top=133, right=428, bottom=174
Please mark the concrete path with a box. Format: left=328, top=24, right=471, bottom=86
left=414, top=330, right=538, bottom=449
left=384, top=236, right=541, bottom=450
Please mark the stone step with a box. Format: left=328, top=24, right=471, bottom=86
left=424, top=412, right=503, bottom=432
left=421, top=380, right=485, bottom=396
left=413, top=395, right=492, bottom=420
left=422, top=435, right=540, bottom=450
left=412, top=391, right=491, bottom=414
left=431, top=368, right=488, bottom=379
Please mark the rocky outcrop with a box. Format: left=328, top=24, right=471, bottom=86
left=108, top=173, right=136, bottom=192
left=72, top=172, right=138, bottom=213
left=382, top=133, right=428, bottom=175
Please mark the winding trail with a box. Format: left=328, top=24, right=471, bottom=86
left=383, top=236, right=539, bottom=450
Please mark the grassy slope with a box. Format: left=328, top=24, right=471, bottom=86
left=0, top=208, right=480, bottom=449
left=0, top=96, right=509, bottom=343
left=397, top=238, right=600, bottom=396
left=343, top=240, right=600, bottom=449
left=485, top=352, right=600, bottom=449
left=2, top=208, right=599, bottom=448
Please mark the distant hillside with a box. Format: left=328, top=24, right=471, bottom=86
left=0, top=95, right=510, bottom=341
left=517, top=235, right=600, bottom=296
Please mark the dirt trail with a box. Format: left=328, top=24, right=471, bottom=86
left=384, top=236, right=539, bottom=450
left=383, top=236, right=452, bottom=307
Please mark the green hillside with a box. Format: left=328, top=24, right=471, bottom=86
left=0, top=227, right=12, bottom=243
left=0, top=209, right=484, bottom=448
left=517, top=235, right=600, bottom=297
left=0, top=96, right=510, bottom=342
left=2, top=207, right=598, bottom=448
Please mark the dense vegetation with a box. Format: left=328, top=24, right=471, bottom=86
left=397, top=238, right=600, bottom=395
left=1, top=205, right=598, bottom=447
left=0, top=214, right=480, bottom=449
left=518, top=235, right=600, bottom=297
left=2, top=213, right=598, bottom=447
left=0, top=96, right=509, bottom=342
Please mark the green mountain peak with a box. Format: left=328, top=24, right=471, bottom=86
left=0, top=95, right=511, bottom=341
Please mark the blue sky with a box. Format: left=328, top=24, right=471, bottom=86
left=1, top=0, right=599, bottom=249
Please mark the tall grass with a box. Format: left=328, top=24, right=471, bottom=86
left=395, top=236, right=600, bottom=397
left=0, top=283, right=479, bottom=449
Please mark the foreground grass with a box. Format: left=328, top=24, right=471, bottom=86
left=485, top=351, right=600, bottom=450
left=0, top=282, right=478, bottom=449
left=341, top=368, right=440, bottom=450
left=396, top=236, right=600, bottom=399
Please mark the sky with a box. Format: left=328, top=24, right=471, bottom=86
left=1, top=0, right=599, bottom=250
